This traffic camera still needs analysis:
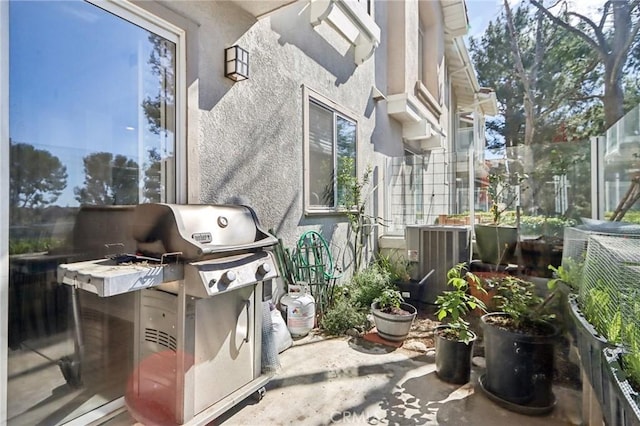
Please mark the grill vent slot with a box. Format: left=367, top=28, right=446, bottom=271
left=145, top=328, right=177, bottom=352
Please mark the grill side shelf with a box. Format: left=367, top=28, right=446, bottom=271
left=57, top=259, right=180, bottom=297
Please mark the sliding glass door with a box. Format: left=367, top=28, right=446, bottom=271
left=5, top=1, right=179, bottom=423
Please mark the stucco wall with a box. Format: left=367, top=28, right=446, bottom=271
left=154, top=1, right=386, bottom=271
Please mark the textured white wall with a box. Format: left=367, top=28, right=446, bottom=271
left=152, top=1, right=393, bottom=271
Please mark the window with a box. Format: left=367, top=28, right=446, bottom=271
left=304, top=88, right=357, bottom=212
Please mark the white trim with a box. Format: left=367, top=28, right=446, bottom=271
left=0, top=0, right=9, bottom=423
left=63, top=397, right=125, bottom=426
left=309, top=0, right=380, bottom=65
left=87, top=0, right=181, bottom=43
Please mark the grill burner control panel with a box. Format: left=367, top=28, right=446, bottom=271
left=184, top=251, right=278, bottom=298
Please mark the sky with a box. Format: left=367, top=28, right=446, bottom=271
left=10, top=1, right=173, bottom=207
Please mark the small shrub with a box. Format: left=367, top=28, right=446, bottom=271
left=493, top=276, right=555, bottom=328
left=584, top=286, right=622, bottom=343
left=320, top=293, right=369, bottom=335
left=376, top=253, right=412, bottom=284
left=350, top=264, right=393, bottom=309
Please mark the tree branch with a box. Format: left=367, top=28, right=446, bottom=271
left=568, top=94, right=605, bottom=103
left=531, top=7, right=545, bottom=90
left=611, top=18, right=640, bottom=85
left=529, top=0, right=607, bottom=58
left=566, top=11, right=603, bottom=42
left=598, top=1, right=612, bottom=31
left=503, top=1, right=531, bottom=95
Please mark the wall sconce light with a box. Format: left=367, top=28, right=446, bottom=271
left=225, top=45, right=249, bottom=82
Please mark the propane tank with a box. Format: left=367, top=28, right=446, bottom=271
left=280, top=284, right=315, bottom=337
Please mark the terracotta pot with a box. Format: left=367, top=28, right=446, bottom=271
left=467, top=272, right=509, bottom=316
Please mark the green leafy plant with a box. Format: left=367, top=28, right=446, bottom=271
left=337, top=160, right=372, bottom=273
left=374, top=288, right=404, bottom=313
left=349, top=263, right=393, bottom=309
left=583, top=286, right=622, bottom=343
left=435, top=263, right=487, bottom=343
left=376, top=253, right=412, bottom=284
left=9, top=238, right=66, bottom=255
left=623, top=340, right=640, bottom=392
left=516, top=215, right=575, bottom=238
left=492, top=276, right=556, bottom=328
left=548, top=258, right=583, bottom=291
left=320, top=262, right=405, bottom=335
left=320, top=291, right=370, bottom=336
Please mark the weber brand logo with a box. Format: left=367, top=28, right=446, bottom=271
left=192, top=232, right=212, bottom=243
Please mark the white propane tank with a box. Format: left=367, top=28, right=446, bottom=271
left=280, top=284, right=315, bottom=337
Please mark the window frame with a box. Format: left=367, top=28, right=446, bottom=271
left=303, top=86, right=359, bottom=215
left=0, top=0, right=9, bottom=422
left=88, top=0, right=187, bottom=205
left=418, top=21, right=425, bottom=83
left=0, top=0, right=187, bottom=423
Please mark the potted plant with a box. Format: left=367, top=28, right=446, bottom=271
left=434, top=263, right=487, bottom=384
left=474, top=171, right=526, bottom=265
left=371, top=288, right=417, bottom=342
left=479, top=276, right=558, bottom=414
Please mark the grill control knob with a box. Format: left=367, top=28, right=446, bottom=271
left=257, top=263, right=271, bottom=276
left=221, top=271, right=236, bottom=285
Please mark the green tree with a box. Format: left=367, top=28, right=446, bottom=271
left=74, top=152, right=139, bottom=205
left=143, top=34, right=175, bottom=135
left=529, top=0, right=640, bottom=128
left=9, top=141, right=67, bottom=211
left=470, top=3, right=599, bottom=148
left=143, top=148, right=162, bottom=202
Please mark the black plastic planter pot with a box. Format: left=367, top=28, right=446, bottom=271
left=603, top=347, right=640, bottom=426
left=480, top=312, right=558, bottom=415
left=434, top=325, right=476, bottom=384
left=568, top=293, right=619, bottom=419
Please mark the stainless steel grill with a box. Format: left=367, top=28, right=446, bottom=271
left=58, top=203, right=279, bottom=425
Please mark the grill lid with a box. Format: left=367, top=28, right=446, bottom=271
left=132, top=203, right=277, bottom=260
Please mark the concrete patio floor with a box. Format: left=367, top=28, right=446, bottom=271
left=216, top=332, right=582, bottom=425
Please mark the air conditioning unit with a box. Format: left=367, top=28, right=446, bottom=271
left=405, top=225, right=471, bottom=304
